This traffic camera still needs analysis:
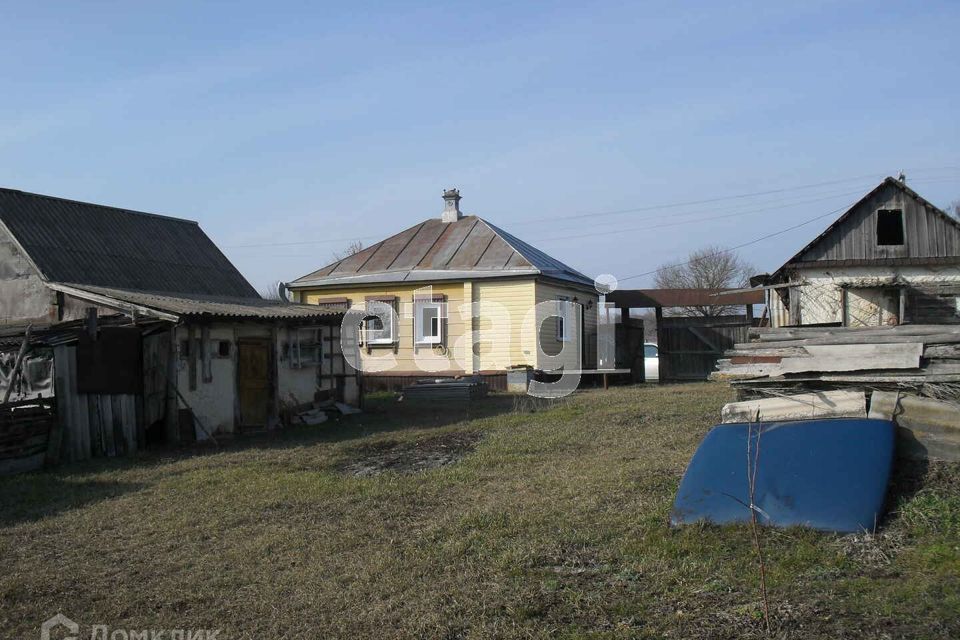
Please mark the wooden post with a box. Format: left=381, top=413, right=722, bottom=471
left=187, top=324, right=197, bottom=391
left=840, top=288, right=849, bottom=327
left=165, top=326, right=180, bottom=444
left=2, top=325, right=32, bottom=404
left=655, top=306, right=664, bottom=383
left=86, top=307, right=97, bottom=338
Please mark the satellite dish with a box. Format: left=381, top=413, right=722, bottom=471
left=277, top=282, right=290, bottom=302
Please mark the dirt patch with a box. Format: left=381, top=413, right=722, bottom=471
left=340, top=431, right=484, bottom=477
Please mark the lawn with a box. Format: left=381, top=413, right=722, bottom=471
left=1, top=383, right=958, bottom=639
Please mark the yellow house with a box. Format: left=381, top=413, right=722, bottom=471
left=285, top=189, right=599, bottom=389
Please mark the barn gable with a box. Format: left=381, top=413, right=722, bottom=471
left=782, top=177, right=960, bottom=270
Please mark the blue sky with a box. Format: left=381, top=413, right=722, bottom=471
left=1, top=1, right=958, bottom=292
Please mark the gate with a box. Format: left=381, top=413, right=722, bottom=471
left=658, top=315, right=751, bottom=381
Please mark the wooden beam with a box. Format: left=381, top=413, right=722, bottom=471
left=46, top=282, right=179, bottom=323
left=2, top=325, right=32, bottom=403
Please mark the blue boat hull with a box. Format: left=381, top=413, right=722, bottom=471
left=670, top=418, right=895, bottom=533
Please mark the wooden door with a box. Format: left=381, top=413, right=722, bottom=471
left=237, top=339, right=270, bottom=427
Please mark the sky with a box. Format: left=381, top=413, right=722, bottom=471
left=1, top=0, right=958, bottom=294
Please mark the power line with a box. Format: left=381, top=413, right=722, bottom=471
left=536, top=185, right=875, bottom=243
left=507, top=173, right=889, bottom=226
left=617, top=202, right=856, bottom=283
left=221, top=169, right=958, bottom=250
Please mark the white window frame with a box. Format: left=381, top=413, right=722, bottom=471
left=415, top=300, right=445, bottom=345
left=556, top=296, right=573, bottom=342
left=363, top=301, right=396, bottom=345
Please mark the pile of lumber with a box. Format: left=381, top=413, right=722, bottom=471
left=712, top=325, right=960, bottom=388
left=401, top=377, right=489, bottom=401
left=712, top=325, right=960, bottom=461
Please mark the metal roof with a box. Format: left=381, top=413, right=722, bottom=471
left=289, top=215, right=595, bottom=289
left=0, top=188, right=259, bottom=298
left=53, top=283, right=343, bottom=321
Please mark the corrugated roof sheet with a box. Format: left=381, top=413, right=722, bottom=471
left=59, top=284, right=343, bottom=320
left=289, top=215, right=594, bottom=288
left=0, top=188, right=259, bottom=298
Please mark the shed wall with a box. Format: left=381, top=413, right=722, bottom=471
left=793, top=265, right=960, bottom=326
left=0, top=224, right=53, bottom=326
left=797, top=181, right=960, bottom=263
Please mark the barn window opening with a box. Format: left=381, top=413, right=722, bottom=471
left=876, top=209, right=904, bottom=246
left=217, top=340, right=231, bottom=357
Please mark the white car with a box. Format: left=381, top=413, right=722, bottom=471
left=644, top=343, right=659, bottom=381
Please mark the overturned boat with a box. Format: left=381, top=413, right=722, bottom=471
left=671, top=418, right=895, bottom=534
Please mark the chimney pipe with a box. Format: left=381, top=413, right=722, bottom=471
left=441, top=188, right=462, bottom=223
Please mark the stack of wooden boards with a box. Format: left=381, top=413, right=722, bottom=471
left=712, top=324, right=960, bottom=461
left=401, top=377, right=489, bottom=402
left=712, top=324, right=960, bottom=386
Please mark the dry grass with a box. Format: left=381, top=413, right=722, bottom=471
left=1, top=383, right=958, bottom=639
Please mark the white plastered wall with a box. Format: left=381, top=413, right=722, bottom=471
left=794, top=264, right=960, bottom=326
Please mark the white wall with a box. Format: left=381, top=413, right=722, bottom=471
left=791, top=264, right=960, bottom=326
left=175, top=324, right=270, bottom=437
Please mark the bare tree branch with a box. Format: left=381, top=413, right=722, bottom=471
left=654, top=245, right=755, bottom=316
left=331, top=240, right=365, bottom=263
left=946, top=199, right=960, bottom=220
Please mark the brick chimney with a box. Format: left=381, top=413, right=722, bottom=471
left=441, top=188, right=462, bottom=223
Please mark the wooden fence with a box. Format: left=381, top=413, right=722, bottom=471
left=658, top=314, right=752, bottom=381
left=0, top=397, right=57, bottom=474
left=53, top=344, right=140, bottom=462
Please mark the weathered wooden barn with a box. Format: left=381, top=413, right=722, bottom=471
left=754, top=176, right=960, bottom=327
left=0, top=188, right=358, bottom=472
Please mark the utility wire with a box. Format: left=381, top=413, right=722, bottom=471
left=222, top=169, right=958, bottom=250
left=616, top=202, right=855, bottom=283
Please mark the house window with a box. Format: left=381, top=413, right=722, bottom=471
left=556, top=296, right=572, bottom=342
left=363, top=301, right=396, bottom=345
left=877, top=209, right=904, bottom=246
left=415, top=300, right=445, bottom=344
left=216, top=340, right=231, bottom=358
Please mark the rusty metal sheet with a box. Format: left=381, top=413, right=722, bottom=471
left=474, top=232, right=517, bottom=269
left=446, top=222, right=497, bottom=270
left=391, top=219, right=447, bottom=270
left=348, top=224, right=425, bottom=273
left=418, top=217, right=479, bottom=268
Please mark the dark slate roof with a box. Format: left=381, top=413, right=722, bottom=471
left=772, top=177, right=960, bottom=278
left=52, top=283, right=343, bottom=321
left=0, top=188, right=259, bottom=298
left=289, top=215, right=594, bottom=289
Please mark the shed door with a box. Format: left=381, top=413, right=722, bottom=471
left=237, top=339, right=270, bottom=427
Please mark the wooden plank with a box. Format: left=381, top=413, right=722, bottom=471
left=778, top=343, right=923, bottom=374
left=722, top=390, right=866, bottom=423
left=111, top=395, right=126, bottom=456
left=100, top=395, right=116, bottom=457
